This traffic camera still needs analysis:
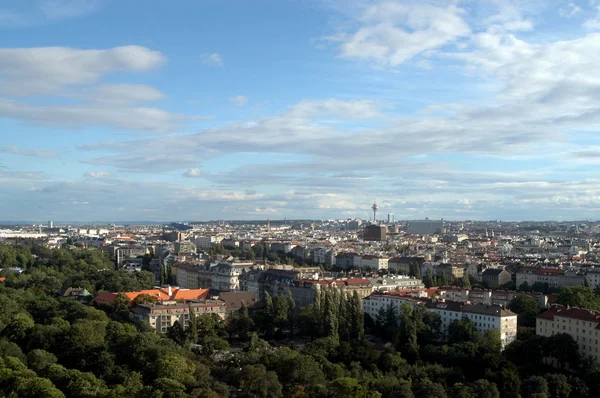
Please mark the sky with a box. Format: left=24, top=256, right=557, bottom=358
left=1, top=0, right=600, bottom=222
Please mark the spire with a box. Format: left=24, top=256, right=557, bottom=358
left=371, top=201, right=378, bottom=222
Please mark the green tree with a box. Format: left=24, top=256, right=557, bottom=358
left=521, top=375, right=549, bottom=398
left=509, top=295, right=539, bottom=327
left=556, top=286, right=600, bottom=310
left=239, top=364, right=283, bottom=398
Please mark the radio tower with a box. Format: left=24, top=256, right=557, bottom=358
left=371, top=201, right=378, bottom=222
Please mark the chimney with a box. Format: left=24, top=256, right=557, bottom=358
left=168, top=285, right=172, bottom=298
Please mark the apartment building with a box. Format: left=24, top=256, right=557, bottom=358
left=360, top=255, right=389, bottom=271
left=172, top=262, right=212, bottom=289
left=516, top=267, right=583, bottom=289
left=132, top=300, right=227, bottom=333
left=427, top=301, right=517, bottom=349
left=362, top=294, right=518, bottom=349
left=362, top=294, right=425, bottom=321
left=536, top=305, right=600, bottom=363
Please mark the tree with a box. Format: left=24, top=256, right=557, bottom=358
left=239, top=364, right=283, bottom=398
left=543, top=374, right=571, bottom=398
left=509, top=295, right=538, bottom=327
left=27, top=349, right=57, bottom=373
left=424, top=269, right=435, bottom=288
left=521, top=376, right=549, bottom=398
left=448, top=318, right=473, bottom=344
left=556, top=286, right=600, bottom=310
left=132, top=294, right=158, bottom=307
left=328, top=377, right=365, bottom=398
left=471, top=379, right=500, bottom=398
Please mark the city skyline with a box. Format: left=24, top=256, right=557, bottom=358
left=2, top=0, right=600, bottom=222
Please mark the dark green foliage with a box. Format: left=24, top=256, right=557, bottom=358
left=0, top=242, right=598, bottom=397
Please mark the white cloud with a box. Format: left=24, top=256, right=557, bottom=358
left=229, top=95, right=248, bottom=107
left=183, top=168, right=203, bottom=178
left=201, top=53, right=224, bottom=67
left=0, top=45, right=165, bottom=96
left=0, top=99, right=193, bottom=133
left=86, top=84, right=166, bottom=104
left=332, top=2, right=470, bottom=67
left=0, top=146, right=59, bottom=158
left=84, top=171, right=111, bottom=179
left=559, top=1, right=582, bottom=18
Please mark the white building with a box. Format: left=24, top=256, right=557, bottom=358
left=360, top=255, right=389, bottom=271
left=362, top=294, right=518, bottom=350
left=362, top=294, right=424, bottom=321
left=406, top=219, right=444, bottom=234
left=516, top=267, right=583, bottom=289
left=537, top=305, right=600, bottom=363
left=427, top=301, right=518, bottom=349
left=195, top=235, right=224, bottom=249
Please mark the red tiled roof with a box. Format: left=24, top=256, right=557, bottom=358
left=93, top=288, right=210, bottom=304
left=537, top=304, right=600, bottom=328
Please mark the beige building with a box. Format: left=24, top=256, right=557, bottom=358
left=516, top=267, right=583, bottom=289
left=537, top=305, right=600, bottom=362
left=172, top=262, right=213, bottom=289
left=132, top=300, right=227, bottom=333
left=427, top=301, right=517, bottom=349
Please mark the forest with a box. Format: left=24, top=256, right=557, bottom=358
left=0, top=242, right=599, bottom=397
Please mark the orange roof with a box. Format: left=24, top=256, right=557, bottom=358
left=0, top=277, right=5, bottom=282
left=93, top=287, right=210, bottom=304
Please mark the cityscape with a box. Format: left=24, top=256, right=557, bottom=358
left=3, top=0, right=600, bottom=397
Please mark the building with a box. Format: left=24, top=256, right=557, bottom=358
left=387, top=213, right=394, bottom=223
left=163, top=231, right=185, bottom=242
left=335, top=253, right=361, bottom=270
left=370, top=276, right=424, bottom=292
left=115, top=246, right=148, bottom=266
left=61, top=287, right=92, bottom=302
left=359, top=255, right=389, bottom=271
left=195, top=235, right=224, bottom=249
left=48, top=220, right=53, bottom=229
left=362, top=294, right=425, bottom=321
left=293, top=278, right=373, bottom=307
left=481, top=268, right=512, bottom=287
left=172, top=262, right=213, bottom=289
left=406, top=219, right=443, bottom=235
left=93, top=286, right=210, bottom=305
left=537, top=304, right=600, bottom=363
left=211, top=263, right=254, bottom=292
left=218, top=292, right=259, bottom=313
left=516, top=267, right=584, bottom=289
left=132, top=300, right=227, bottom=333
left=388, top=257, right=425, bottom=275
left=363, top=225, right=387, bottom=241
left=173, top=241, right=196, bottom=254
left=239, top=269, right=264, bottom=297
left=427, top=301, right=517, bottom=349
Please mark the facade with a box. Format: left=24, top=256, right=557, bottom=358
left=132, top=300, right=227, bottom=333
left=211, top=263, right=249, bottom=292
left=173, top=241, right=196, bottom=254
left=438, top=287, right=550, bottom=308
left=239, top=269, right=264, bottom=296
left=481, top=268, right=512, bottom=287
left=172, top=262, right=213, bottom=289
left=427, top=301, right=517, bottom=349
left=516, top=267, right=584, bottom=289
left=537, top=305, right=600, bottom=363
left=406, top=219, right=444, bottom=235
left=388, top=256, right=425, bottom=275
left=335, top=253, right=360, bottom=270
left=115, top=246, right=148, bottom=266
left=362, top=294, right=424, bottom=320
left=360, top=255, right=389, bottom=271
left=363, top=225, right=387, bottom=241
left=370, top=276, right=424, bottom=292
left=195, top=235, right=223, bottom=249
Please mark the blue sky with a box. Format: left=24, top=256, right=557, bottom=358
left=2, top=0, right=600, bottom=222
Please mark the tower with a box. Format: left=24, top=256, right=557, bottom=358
left=267, top=218, right=271, bottom=232
left=371, top=201, right=378, bottom=222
